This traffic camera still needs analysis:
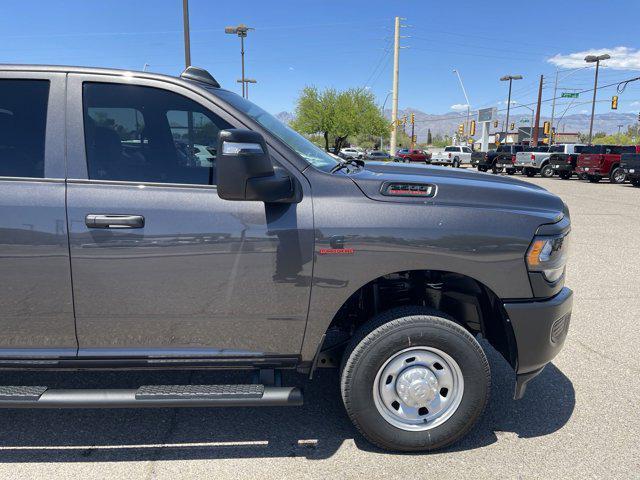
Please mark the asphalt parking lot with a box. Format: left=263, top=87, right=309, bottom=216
left=0, top=174, right=638, bottom=479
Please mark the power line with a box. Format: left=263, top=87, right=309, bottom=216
left=412, top=74, right=640, bottom=124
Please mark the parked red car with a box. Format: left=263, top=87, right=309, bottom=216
left=576, top=145, right=640, bottom=183
left=395, top=148, right=431, bottom=163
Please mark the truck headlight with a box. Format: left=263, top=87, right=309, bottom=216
left=526, top=232, right=570, bottom=282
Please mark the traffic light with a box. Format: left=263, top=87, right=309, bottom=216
left=611, top=96, right=618, bottom=110
left=402, top=116, right=407, bottom=126
left=470, top=120, right=476, bottom=136
left=412, top=134, right=417, bottom=142
left=509, top=122, right=515, bottom=131
left=458, top=124, right=464, bottom=135
left=410, top=113, right=415, bottom=125
left=493, top=120, right=499, bottom=128
left=543, top=121, right=551, bottom=135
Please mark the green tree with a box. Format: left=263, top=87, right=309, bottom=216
left=291, top=86, right=388, bottom=152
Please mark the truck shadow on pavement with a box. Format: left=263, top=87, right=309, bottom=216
left=0, top=343, right=575, bottom=462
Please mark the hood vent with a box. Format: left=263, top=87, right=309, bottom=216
left=381, top=182, right=436, bottom=198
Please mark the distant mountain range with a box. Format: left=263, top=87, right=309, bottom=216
left=275, top=109, right=639, bottom=142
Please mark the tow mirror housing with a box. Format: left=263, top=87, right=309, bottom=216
left=216, top=129, right=295, bottom=203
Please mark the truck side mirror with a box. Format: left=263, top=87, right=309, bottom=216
left=216, top=129, right=296, bottom=203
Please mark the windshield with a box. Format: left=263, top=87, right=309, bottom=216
left=213, top=89, right=340, bottom=171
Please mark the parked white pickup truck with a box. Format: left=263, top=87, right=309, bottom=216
left=514, top=146, right=552, bottom=177
left=515, top=144, right=586, bottom=177
left=430, top=145, right=473, bottom=167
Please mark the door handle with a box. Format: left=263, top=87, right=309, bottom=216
left=85, top=214, right=145, bottom=229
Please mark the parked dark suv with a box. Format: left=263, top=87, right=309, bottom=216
left=0, top=65, right=573, bottom=452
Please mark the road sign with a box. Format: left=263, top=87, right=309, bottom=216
left=561, top=92, right=579, bottom=98
left=478, top=107, right=496, bottom=123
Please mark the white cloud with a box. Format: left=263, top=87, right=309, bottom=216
left=547, top=46, right=640, bottom=70
left=498, top=100, right=518, bottom=106
left=630, top=101, right=640, bottom=107
left=450, top=103, right=469, bottom=111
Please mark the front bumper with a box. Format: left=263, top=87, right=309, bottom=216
left=504, top=287, right=573, bottom=398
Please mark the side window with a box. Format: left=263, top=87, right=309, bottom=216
left=0, top=79, right=49, bottom=178
left=83, top=82, right=232, bottom=185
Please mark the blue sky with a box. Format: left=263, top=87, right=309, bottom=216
left=2, top=0, right=640, bottom=118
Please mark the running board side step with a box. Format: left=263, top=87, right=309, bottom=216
left=0, top=384, right=303, bottom=408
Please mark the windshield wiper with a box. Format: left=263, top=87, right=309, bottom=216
left=330, top=158, right=364, bottom=173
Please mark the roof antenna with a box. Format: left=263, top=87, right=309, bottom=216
left=180, top=66, right=220, bottom=88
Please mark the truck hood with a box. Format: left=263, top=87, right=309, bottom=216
left=348, top=162, right=565, bottom=220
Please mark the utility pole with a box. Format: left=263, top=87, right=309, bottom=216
left=410, top=113, right=415, bottom=149
left=585, top=53, right=610, bottom=144
left=548, top=71, right=558, bottom=145
left=182, top=0, right=191, bottom=68
left=390, top=16, right=401, bottom=156
left=532, top=75, right=544, bottom=146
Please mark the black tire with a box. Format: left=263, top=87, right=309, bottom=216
left=587, top=174, right=601, bottom=183
left=524, top=168, right=536, bottom=177
left=577, top=172, right=587, bottom=180
left=453, top=158, right=460, bottom=168
left=506, top=169, right=515, bottom=175
left=540, top=164, right=554, bottom=178
left=340, top=306, right=490, bottom=452
left=478, top=166, right=487, bottom=172
left=610, top=166, right=626, bottom=184
left=559, top=171, right=571, bottom=180
left=491, top=165, right=502, bottom=174
left=631, top=178, right=640, bottom=187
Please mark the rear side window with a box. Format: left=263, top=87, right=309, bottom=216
left=83, top=83, right=232, bottom=185
left=0, top=80, right=49, bottom=178
left=444, top=147, right=458, bottom=152
left=614, top=145, right=636, bottom=154
left=582, top=145, right=604, bottom=154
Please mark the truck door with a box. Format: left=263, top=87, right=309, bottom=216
left=64, top=74, right=314, bottom=359
left=0, top=72, right=77, bottom=358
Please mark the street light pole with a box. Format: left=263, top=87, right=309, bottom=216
left=182, top=0, right=191, bottom=68
left=225, top=24, right=254, bottom=98
left=500, top=74, right=523, bottom=144
left=585, top=53, right=610, bottom=144
left=453, top=69, right=471, bottom=141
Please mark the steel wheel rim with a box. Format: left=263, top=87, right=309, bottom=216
left=373, top=346, right=464, bottom=431
left=613, top=169, right=625, bottom=183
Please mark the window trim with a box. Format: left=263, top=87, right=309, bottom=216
left=0, top=72, right=66, bottom=180
left=65, top=73, right=310, bottom=196
left=67, top=74, right=245, bottom=182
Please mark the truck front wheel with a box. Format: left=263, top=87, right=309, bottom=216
left=610, top=167, right=626, bottom=184
left=559, top=171, right=572, bottom=180
left=540, top=164, right=554, bottom=178
left=587, top=175, right=601, bottom=183
left=340, top=307, right=490, bottom=452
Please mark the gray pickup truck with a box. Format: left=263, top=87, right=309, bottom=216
left=0, top=64, right=572, bottom=452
